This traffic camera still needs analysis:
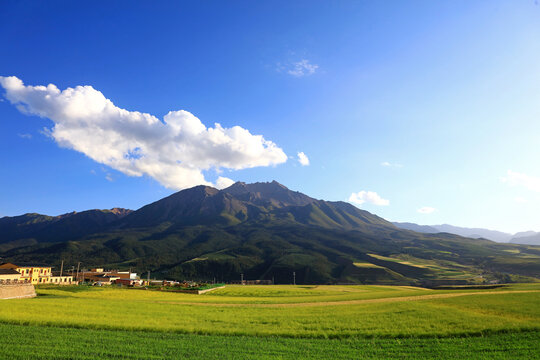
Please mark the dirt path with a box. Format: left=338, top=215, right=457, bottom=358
left=157, top=290, right=540, bottom=308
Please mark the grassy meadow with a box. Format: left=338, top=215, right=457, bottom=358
left=1, top=284, right=539, bottom=359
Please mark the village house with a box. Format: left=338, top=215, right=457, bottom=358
left=0, top=269, right=23, bottom=284
left=78, top=268, right=137, bottom=285
left=0, top=263, right=74, bottom=285
left=49, top=273, right=75, bottom=285
left=114, top=278, right=142, bottom=286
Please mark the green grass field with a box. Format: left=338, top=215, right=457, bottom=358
left=2, top=284, right=540, bottom=359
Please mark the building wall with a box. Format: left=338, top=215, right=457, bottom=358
left=19, top=267, right=52, bottom=285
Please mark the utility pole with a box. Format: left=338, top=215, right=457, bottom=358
left=76, top=262, right=80, bottom=284
left=147, top=270, right=150, bottom=285
left=293, top=272, right=296, bottom=286
left=60, top=260, right=64, bottom=277
left=241, top=273, right=244, bottom=285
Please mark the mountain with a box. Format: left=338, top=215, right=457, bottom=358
left=392, top=222, right=513, bottom=243
left=392, top=222, right=439, bottom=233
left=118, top=181, right=392, bottom=231
left=510, top=233, right=540, bottom=246
left=513, top=231, right=538, bottom=239
left=0, top=208, right=132, bottom=251
left=432, top=224, right=513, bottom=243
left=1, top=181, right=539, bottom=285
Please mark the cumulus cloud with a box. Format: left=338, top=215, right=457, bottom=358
left=0, top=76, right=288, bottom=190
left=417, top=206, right=436, bottom=214
left=297, top=152, right=310, bottom=166
left=381, top=161, right=403, bottom=168
left=215, top=176, right=235, bottom=190
left=287, top=60, right=318, bottom=77
left=501, top=170, right=540, bottom=193
left=348, top=191, right=389, bottom=206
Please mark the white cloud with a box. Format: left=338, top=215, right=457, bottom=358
left=501, top=170, right=540, bottom=193
left=417, top=206, right=436, bottom=214
left=514, top=196, right=528, bottom=204
left=297, top=152, right=310, bottom=166
left=287, top=60, right=318, bottom=77
left=215, top=176, right=235, bottom=190
left=381, top=161, right=403, bottom=168
left=348, top=191, right=389, bottom=206
left=17, top=133, right=32, bottom=139
left=105, top=173, right=113, bottom=182
left=0, top=76, right=288, bottom=190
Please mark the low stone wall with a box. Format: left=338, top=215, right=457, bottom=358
left=0, top=283, right=37, bottom=299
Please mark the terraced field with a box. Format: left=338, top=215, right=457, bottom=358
left=1, top=284, right=539, bottom=359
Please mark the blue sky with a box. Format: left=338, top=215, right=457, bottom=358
left=1, top=1, right=540, bottom=233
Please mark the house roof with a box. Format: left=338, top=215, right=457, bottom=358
left=0, top=262, right=50, bottom=269
left=51, top=273, right=73, bottom=277
left=0, top=269, right=21, bottom=275
left=0, top=263, right=18, bottom=269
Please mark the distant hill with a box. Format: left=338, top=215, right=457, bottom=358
left=393, top=222, right=513, bottom=243
left=510, top=233, right=540, bottom=246
left=1, top=181, right=539, bottom=285
left=0, top=208, right=132, bottom=249
left=513, top=231, right=538, bottom=239
left=431, top=224, right=513, bottom=243
left=392, top=222, right=439, bottom=233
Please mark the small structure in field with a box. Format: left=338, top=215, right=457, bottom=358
left=0, top=283, right=36, bottom=299
left=229, top=279, right=273, bottom=285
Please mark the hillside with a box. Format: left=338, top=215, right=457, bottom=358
left=1, top=182, right=539, bottom=285
left=0, top=208, right=131, bottom=251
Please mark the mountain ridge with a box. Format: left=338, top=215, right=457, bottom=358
left=1, top=181, right=539, bottom=285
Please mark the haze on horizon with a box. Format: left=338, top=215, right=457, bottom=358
left=1, top=1, right=540, bottom=234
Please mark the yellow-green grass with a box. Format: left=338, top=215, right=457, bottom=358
left=367, top=253, right=480, bottom=279
left=352, top=261, right=385, bottom=268
left=2, top=323, right=539, bottom=360
left=0, top=284, right=538, bottom=339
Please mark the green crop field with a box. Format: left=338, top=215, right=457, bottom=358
left=1, top=284, right=540, bottom=359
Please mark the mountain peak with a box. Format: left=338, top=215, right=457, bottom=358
left=221, top=180, right=314, bottom=207
left=270, top=179, right=287, bottom=188
left=108, top=208, right=132, bottom=217
left=224, top=181, right=248, bottom=193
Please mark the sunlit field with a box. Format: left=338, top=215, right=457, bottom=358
left=2, top=284, right=540, bottom=359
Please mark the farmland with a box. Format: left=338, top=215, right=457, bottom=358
left=1, top=284, right=540, bottom=359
